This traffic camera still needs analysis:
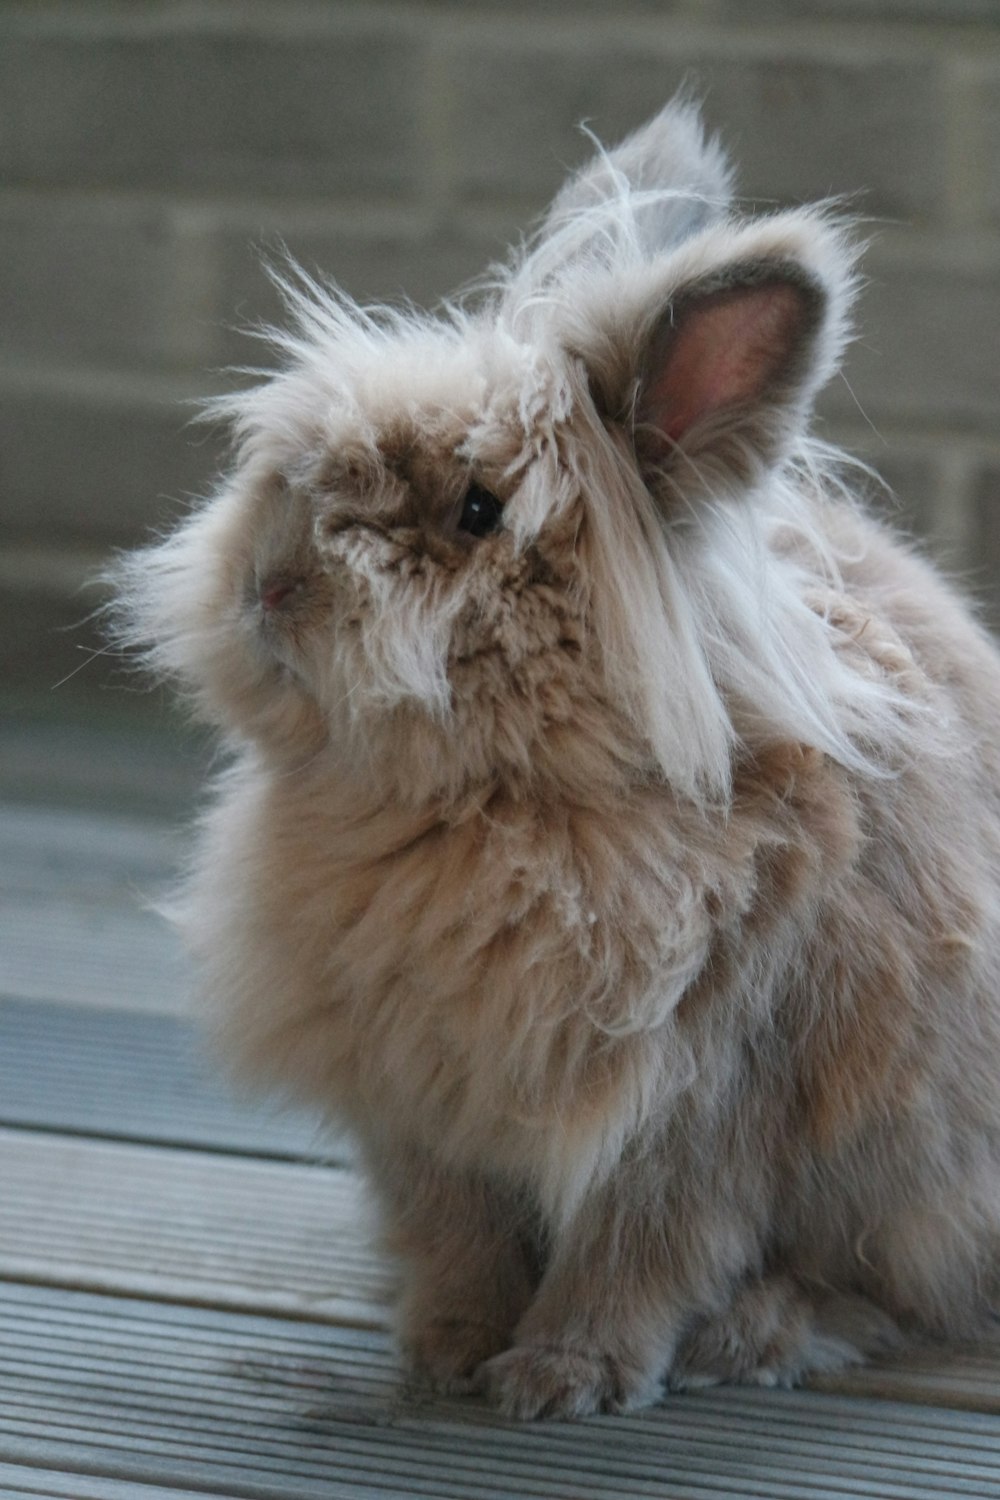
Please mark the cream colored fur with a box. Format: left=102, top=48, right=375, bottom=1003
left=116, top=101, right=1000, bottom=1418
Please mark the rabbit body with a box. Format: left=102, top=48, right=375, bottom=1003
left=120, top=103, right=1000, bottom=1417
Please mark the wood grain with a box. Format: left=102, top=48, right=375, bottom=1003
left=4, top=799, right=1000, bottom=1497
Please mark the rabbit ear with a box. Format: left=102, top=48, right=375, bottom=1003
left=502, top=103, right=734, bottom=313
left=565, top=210, right=858, bottom=487
left=634, top=258, right=826, bottom=467
left=542, top=97, right=734, bottom=257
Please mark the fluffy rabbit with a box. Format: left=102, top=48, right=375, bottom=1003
left=117, top=100, right=1000, bottom=1419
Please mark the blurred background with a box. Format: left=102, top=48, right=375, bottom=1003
left=2, top=0, right=998, bottom=813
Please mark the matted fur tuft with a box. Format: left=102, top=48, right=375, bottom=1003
left=116, top=99, right=1000, bottom=1418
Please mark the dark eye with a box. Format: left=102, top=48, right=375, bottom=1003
left=457, top=483, right=504, bottom=539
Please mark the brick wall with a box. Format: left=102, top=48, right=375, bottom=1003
left=3, top=0, right=999, bottom=699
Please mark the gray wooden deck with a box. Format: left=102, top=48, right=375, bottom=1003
left=4, top=765, right=1000, bottom=1498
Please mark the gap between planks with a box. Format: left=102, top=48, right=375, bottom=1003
left=3, top=1126, right=1000, bottom=1419
left=0, top=1127, right=389, bottom=1329
left=2, top=1284, right=999, bottom=1500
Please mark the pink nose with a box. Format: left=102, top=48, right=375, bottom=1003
left=259, top=576, right=300, bottom=612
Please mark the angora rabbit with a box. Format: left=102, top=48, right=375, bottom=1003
left=117, top=101, right=1000, bottom=1419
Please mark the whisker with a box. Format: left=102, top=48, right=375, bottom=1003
left=50, top=643, right=117, bottom=691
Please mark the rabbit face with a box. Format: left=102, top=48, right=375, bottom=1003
left=210, top=328, right=600, bottom=799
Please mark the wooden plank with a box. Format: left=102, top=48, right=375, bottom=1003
left=0, top=1463, right=249, bottom=1500
left=0, top=1128, right=381, bottom=1326
left=2, top=1284, right=999, bottom=1500
left=0, top=713, right=207, bottom=821
left=813, top=1336, right=1000, bottom=1413
left=0, top=804, right=184, bottom=896
left=0, top=801, right=187, bottom=1014
left=3, top=1128, right=1000, bottom=1427
left=0, top=1000, right=328, bottom=1160
left=0, top=802, right=189, bottom=1014
left=0, top=892, right=189, bottom=1013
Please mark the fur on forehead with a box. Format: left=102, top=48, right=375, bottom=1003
left=224, top=292, right=574, bottom=496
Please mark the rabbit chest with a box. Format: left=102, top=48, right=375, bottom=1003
left=185, top=743, right=854, bottom=1205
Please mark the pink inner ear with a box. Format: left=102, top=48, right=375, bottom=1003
left=640, top=280, right=812, bottom=447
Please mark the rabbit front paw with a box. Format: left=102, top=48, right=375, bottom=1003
left=405, top=1316, right=512, bottom=1395
left=482, top=1341, right=657, bottom=1420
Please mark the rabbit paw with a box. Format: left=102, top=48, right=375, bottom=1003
left=405, top=1317, right=511, bottom=1395
left=482, top=1342, right=655, bottom=1420
left=669, top=1278, right=902, bottom=1391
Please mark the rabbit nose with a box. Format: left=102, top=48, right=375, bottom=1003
left=259, top=574, right=302, bottom=612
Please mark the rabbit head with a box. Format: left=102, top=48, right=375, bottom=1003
left=118, top=100, right=881, bottom=809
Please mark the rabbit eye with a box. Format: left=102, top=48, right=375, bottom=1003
left=457, top=483, right=504, bottom=539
